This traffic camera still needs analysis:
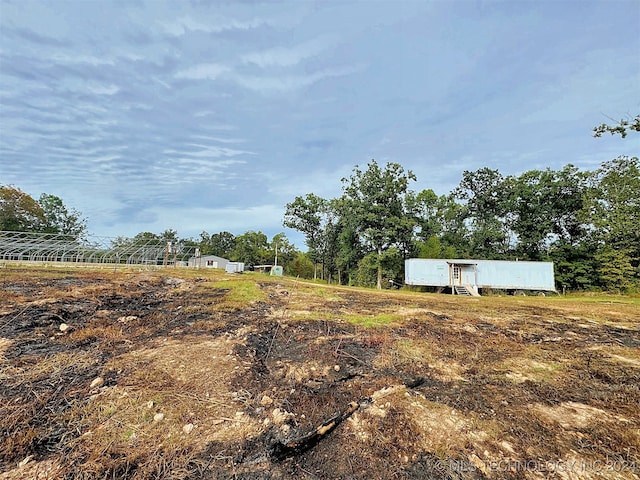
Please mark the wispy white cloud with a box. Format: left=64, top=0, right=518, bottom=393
left=189, top=135, right=246, bottom=144
left=85, top=84, right=120, bottom=95
left=167, top=158, right=246, bottom=175
left=163, top=145, right=254, bottom=158
left=120, top=102, right=155, bottom=112
left=136, top=204, right=288, bottom=239
left=152, top=76, right=172, bottom=89
left=1, top=0, right=637, bottom=243
left=190, top=122, right=237, bottom=131
left=50, top=53, right=115, bottom=66
left=233, top=64, right=363, bottom=93
left=175, top=63, right=230, bottom=80
left=174, top=59, right=361, bottom=94
left=159, top=15, right=271, bottom=37
left=240, top=36, right=337, bottom=68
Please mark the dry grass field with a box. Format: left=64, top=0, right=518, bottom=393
left=0, top=265, right=639, bottom=479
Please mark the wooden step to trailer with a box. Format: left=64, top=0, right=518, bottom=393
left=454, top=285, right=480, bottom=296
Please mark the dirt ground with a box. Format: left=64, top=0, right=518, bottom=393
left=0, top=266, right=639, bottom=479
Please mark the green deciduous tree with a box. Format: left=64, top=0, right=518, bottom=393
left=503, top=166, right=587, bottom=260
left=38, top=193, right=87, bottom=238
left=341, top=160, right=417, bottom=289
left=288, top=252, right=315, bottom=278
left=158, top=229, right=179, bottom=244
left=453, top=168, right=509, bottom=258
left=330, top=198, right=363, bottom=285
left=1, top=187, right=86, bottom=238
left=355, top=248, right=404, bottom=288
left=231, top=230, right=270, bottom=266
left=583, top=156, right=640, bottom=290
left=585, top=156, right=640, bottom=255
left=593, top=114, right=640, bottom=138
left=199, top=231, right=236, bottom=257
left=416, top=235, right=457, bottom=259
left=410, top=189, right=442, bottom=243
left=591, top=112, right=640, bottom=291
left=0, top=185, right=46, bottom=232
left=410, top=189, right=468, bottom=258
left=595, top=246, right=636, bottom=292
left=111, top=231, right=161, bottom=249
left=283, top=193, right=336, bottom=280
left=549, top=242, right=598, bottom=292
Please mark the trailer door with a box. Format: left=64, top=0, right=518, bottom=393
left=450, top=264, right=461, bottom=285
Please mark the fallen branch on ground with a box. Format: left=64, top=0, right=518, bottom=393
left=268, top=401, right=360, bottom=461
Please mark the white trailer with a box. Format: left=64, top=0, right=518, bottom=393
left=404, top=258, right=555, bottom=295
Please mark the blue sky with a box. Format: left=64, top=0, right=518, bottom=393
left=1, top=0, right=638, bottom=249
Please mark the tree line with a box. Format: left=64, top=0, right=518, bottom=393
left=2, top=117, right=638, bottom=292
left=282, top=118, right=639, bottom=292
left=0, top=189, right=310, bottom=276
left=284, top=156, right=639, bottom=292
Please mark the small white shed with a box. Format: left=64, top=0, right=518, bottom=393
left=188, top=255, right=230, bottom=269
left=225, top=262, right=245, bottom=273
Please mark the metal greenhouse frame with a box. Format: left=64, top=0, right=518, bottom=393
left=0, top=231, right=196, bottom=266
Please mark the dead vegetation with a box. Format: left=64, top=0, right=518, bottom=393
left=1, top=265, right=639, bottom=479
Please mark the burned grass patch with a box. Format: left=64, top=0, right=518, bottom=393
left=1, top=268, right=639, bottom=479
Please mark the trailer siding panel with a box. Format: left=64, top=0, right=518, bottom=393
left=405, top=259, right=450, bottom=287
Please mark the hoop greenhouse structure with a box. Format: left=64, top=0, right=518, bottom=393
left=0, top=231, right=197, bottom=266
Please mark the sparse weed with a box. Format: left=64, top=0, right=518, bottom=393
left=345, top=313, right=403, bottom=327
left=208, top=279, right=265, bottom=310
